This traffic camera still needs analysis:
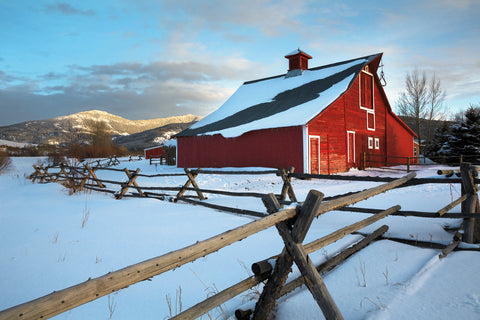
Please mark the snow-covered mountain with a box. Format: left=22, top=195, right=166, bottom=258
left=0, top=110, right=201, bottom=146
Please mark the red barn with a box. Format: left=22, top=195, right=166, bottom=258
left=177, top=51, right=417, bottom=174
left=144, top=146, right=165, bottom=159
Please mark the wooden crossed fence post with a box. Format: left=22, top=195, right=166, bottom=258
left=115, top=168, right=143, bottom=199
left=175, top=168, right=205, bottom=200
left=79, top=164, right=105, bottom=189
left=53, top=163, right=70, bottom=183
left=461, top=162, right=480, bottom=243
left=278, top=167, right=297, bottom=203
left=30, top=165, right=44, bottom=182
left=253, top=191, right=343, bottom=320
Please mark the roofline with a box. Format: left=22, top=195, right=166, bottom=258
left=144, top=145, right=164, bottom=151
left=373, top=72, right=418, bottom=138
left=244, top=53, right=383, bottom=85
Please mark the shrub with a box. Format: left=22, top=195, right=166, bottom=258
left=0, top=150, right=12, bottom=174
left=163, top=146, right=176, bottom=165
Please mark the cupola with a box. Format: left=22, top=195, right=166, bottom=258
left=284, top=49, right=312, bottom=78
left=285, top=49, right=312, bottom=71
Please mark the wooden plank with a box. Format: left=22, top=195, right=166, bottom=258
left=461, top=162, right=479, bottom=243
left=0, top=206, right=298, bottom=320
left=184, top=168, right=205, bottom=200
left=439, top=232, right=462, bottom=259
left=336, top=206, right=478, bottom=218
left=253, top=191, right=324, bottom=319
left=0, top=174, right=414, bottom=320
left=84, top=164, right=105, bottom=188
left=30, top=165, right=43, bottom=182
left=303, top=205, right=399, bottom=253
left=252, top=206, right=400, bottom=271
left=437, top=195, right=467, bottom=216
left=176, top=168, right=202, bottom=199
left=177, top=227, right=388, bottom=320
left=171, top=274, right=268, bottom=320
left=176, top=197, right=266, bottom=218
left=180, top=186, right=268, bottom=198
left=290, top=172, right=474, bottom=186
left=115, top=168, right=141, bottom=199
left=124, top=168, right=144, bottom=197
left=278, top=167, right=297, bottom=202
left=311, top=173, right=414, bottom=218
left=275, top=222, right=344, bottom=320
left=193, top=169, right=278, bottom=175
left=279, top=225, right=388, bottom=297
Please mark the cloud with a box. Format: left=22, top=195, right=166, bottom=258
left=0, top=55, right=253, bottom=125
left=44, top=2, right=94, bottom=16
left=161, top=0, right=310, bottom=38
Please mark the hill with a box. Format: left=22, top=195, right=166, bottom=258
left=0, top=110, right=201, bottom=146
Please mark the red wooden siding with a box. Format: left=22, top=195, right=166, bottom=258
left=307, top=61, right=414, bottom=174
left=386, top=113, right=415, bottom=165
left=144, top=147, right=165, bottom=159
left=177, top=126, right=304, bottom=171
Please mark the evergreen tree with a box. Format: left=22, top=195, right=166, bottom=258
left=445, top=105, right=480, bottom=163
left=424, top=121, right=450, bottom=158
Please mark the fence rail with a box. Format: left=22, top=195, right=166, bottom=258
left=4, top=160, right=478, bottom=319
left=363, top=152, right=480, bottom=172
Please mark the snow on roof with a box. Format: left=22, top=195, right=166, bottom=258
left=178, top=53, right=381, bottom=138
left=285, top=48, right=311, bottom=57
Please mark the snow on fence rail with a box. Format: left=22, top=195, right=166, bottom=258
left=4, top=162, right=478, bottom=319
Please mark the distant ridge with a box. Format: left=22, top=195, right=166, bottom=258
left=0, top=110, right=201, bottom=146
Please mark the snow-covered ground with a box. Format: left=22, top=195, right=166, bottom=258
left=0, top=139, right=36, bottom=148
left=1, top=157, right=479, bottom=319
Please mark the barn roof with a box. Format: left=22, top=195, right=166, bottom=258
left=177, top=53, right=382, bottom=138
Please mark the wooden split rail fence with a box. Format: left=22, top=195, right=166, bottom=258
left=4, top=162, right=478, bottom=319
left=1, top=173, right=417, bottom=320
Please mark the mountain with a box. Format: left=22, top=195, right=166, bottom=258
left=114, top=122, right=196, bottom=151
left=0, top=110, right=201, bottom=146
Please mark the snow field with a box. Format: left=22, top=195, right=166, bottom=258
left=0, top=157, right=479, bottom=319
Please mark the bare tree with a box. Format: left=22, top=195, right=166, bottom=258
left=426, top=73, right=446, bottom=141
left=397, top=69, right=428, bottom=151
left=397, top=70, right=446, bottom=153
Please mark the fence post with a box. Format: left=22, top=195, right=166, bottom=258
left=363, top=152, right=366, bottom=170
left=461, top=162, right=479, bottom=243
left=460, top=154, right=463, bottom=165
left=407, top=157, right=410, bottom=172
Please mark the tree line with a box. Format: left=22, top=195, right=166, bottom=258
left=396, top=69, right=479, bottom=163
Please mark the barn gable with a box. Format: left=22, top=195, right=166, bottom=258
left=177, top=53, right=382, bottom=138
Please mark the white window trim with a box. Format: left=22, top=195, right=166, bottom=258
left=374, top=138, right=380, bottom=150
left=347, top=131, right=356, bottom=163
left=303, top=126, right=308, bottom=173
left=308, top=135, right=321, bottom=174
left=367, top=110, right=375, bottom=131
left=368, top=137, right=374, bottom=149
left=359, top=70, right=375, bottom=111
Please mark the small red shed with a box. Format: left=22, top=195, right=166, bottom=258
left=177, top=51, right=417, bottom=174
left=144, top=145, right=165, bottom=159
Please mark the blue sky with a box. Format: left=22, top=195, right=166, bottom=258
left=0, top=0, right=479, bottom=126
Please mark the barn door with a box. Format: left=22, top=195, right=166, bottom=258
left=309, top=136, right=320, bottom=174
left=347, top=131, right=356, bottom=165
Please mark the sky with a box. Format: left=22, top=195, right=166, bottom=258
left=0, top=0, right=479, bottom=126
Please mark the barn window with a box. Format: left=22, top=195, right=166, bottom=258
left=359, top=70, right=374, bottom=110
left=368, top=137, right=374, bottom=149
left=374, top=138, right=380, bottom=150
left=367, top=110, right=375, bottom=131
